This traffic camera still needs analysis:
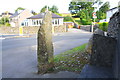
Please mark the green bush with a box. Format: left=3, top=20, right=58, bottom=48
left=64, top=16, right=74, bottom=22
left=98, top=22, right=108, bottom=32
left=81, top=19, right=92, bottom=25
left=5, top=22, right=11, bottom=27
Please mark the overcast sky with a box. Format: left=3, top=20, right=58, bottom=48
left=0, top=0, right=119, bottom=14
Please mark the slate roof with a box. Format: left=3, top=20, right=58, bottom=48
left=9, top=12, right=19, bottom=18
left=27, top=13, right=63, bottom=19
left=2, top=13, right=13, bottom=15
left=107, top=7, right=118, bottom=12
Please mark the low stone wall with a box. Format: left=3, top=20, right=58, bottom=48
left=80, top=25, right=98, bottom=32
left=107, top=9, right=120, bottom=78
left=90, top=34, right=117, bottom=67
left=80, top=25, right=91, bottom=32
left=23, top=26, right=39, bottom=34
left=0, top=25, right=67, bottom=34
left=107, top=11, right=120, bottom=39
left=87, top=9, right=120, bottom=78
left=54, top=25, right=67, bottom=33
left=0, top=27, right=19, bottom=34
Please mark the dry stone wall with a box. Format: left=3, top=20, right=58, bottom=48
left=0, top=25, right=67, bottom=34
left=107, top=11, right=120, bottom=39
left=90, top=34, right=117, bottom=67
left=88, top=8, right=120, bottom=78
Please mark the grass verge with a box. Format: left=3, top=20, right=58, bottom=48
left=54, top=43, right=89, bottom=73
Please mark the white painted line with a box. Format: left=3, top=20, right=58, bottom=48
left=0, top=37, right=5, bottom=40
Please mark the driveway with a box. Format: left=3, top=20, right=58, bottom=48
left=2, top=28, right=92, bottom=78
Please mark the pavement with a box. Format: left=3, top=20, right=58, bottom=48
left=2, top=28, right=93, bottom=78
left=79, top=64, right=113, bottom=78
left=0, top=34, right=30, bottom=39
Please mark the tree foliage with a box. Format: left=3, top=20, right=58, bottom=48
left=40, top=5, right=59, bottom=13
left=0, top=17, right=9, bottom=25
left=64, top=16, right=74, bottom=22
left=40, top=6, right=48, bottom=13
left=68, top=0, right=110, bottom=25
left=96, top=1, right=110, bottom=20
left=15, top=7, right=25, bottom=12
left=49, top=5, right=59, bottom=13
left=31, top=10, right=37, bottom=15
left=0, top=17, right=11, bottom=26
left=69, top=1, right=93, bottom=15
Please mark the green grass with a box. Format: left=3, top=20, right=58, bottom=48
left=54, top=43, right=89, bottom=73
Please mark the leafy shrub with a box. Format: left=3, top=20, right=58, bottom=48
left=64, top=16, right=74, bottom=22
left=81, top=19, right=92, bottom=25
left=5, top=22, right=11, bottom=27
left=98, top=22, right=108, bottom=32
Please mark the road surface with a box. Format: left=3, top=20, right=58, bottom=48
left=2, top=29, right=92, bottom=78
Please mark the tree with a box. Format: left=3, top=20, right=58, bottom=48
left=0, top=17, right=9, bottom=25
left=68, top=0, right=110, bottom=24
left=40, top=6, right=48, bottom=13
left=40, top=5, right=59, bottom=13
left=96, top=1, right=110, bottom=20
left=69, top=1, right=93, bottom=15
left=64, top=16, right=74, bottom=22
left=49, top=5, right=59, bottom=13
left=15, top=7, right=25, bottom=12
left=31, top=10, right=37, bottom=15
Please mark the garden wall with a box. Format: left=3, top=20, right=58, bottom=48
left=89, top=8, right=120, bottom=78
left=0, top=25, right=67, bottom=34
left=54, top=25, right=68, bottom=33
left=108, top=9, right=120, bottom=78
left=80, top=25, right=98, bottom=32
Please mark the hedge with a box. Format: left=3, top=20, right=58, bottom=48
left=98, top=22, right=108, bottom=32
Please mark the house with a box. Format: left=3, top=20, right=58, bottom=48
left=106, top=7, right=119, bottom=20
left=1, top=11, right=13, bottom=18
left=10, top=9, right=33, bottom=27
left=100, top=7, right=119, bottom=22
left=26, top=12, right=64, bottom=26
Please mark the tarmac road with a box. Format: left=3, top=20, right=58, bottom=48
left=2, top=28, right=92, bottom=78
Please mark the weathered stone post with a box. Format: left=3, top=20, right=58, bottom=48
left=37, top=11, right=54, bottom=74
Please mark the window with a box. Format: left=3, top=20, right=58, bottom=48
left=26, top=22, right=28, bottom=26
left=39, top=20, right=42, bottom=25
left=58, top=19, right=59, bottom=24
left=34, top=20, right=36, bottom=25
left=55, top=20, right=57, bottom=24
left=52, top=20, right=54, bottom=24
left=25, top=22, right=26, bottom=26
left=21, top=23, right=24, bottom=26
left=37, top=20, right=39, bottom=25
left=32, top=20, right=34, bottom=25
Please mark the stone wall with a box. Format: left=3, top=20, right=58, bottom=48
left=90, top=34, right=117, bottom=67
left=0, top=27, right=19, bottom=34
left=80, top=25, right=98, bottom=32
left=88, top=8, right=120, bottom=78
left=107, top=11, right=120, bottom=39
left=109, top=9, right=120, bottom=79
left=23, top=26, right=39, bottom=34
left=0, top=25, right=67, bottom=34
left=54, top=25, right=67, bottom=33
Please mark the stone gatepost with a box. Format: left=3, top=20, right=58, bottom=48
left=37, top=11, right=54, bottom=74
